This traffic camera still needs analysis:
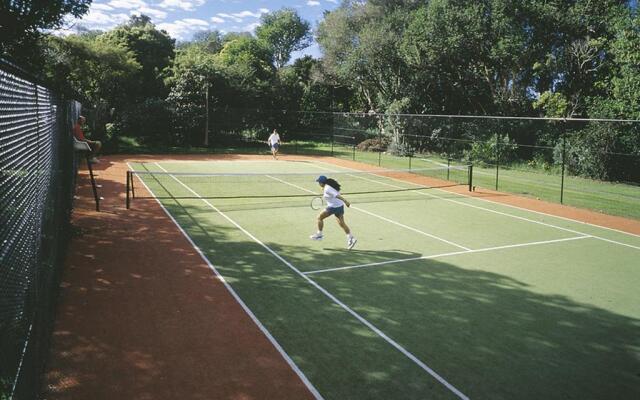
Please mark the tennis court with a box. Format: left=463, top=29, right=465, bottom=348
left=128, top=158, right=640, bottom=400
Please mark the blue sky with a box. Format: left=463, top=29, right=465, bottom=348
left=62, top=0, right=341, bottom=59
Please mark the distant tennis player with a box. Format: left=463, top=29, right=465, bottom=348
left=310, top=175, right=357, bottom=249
left=267, top=129, right=281, bottom=159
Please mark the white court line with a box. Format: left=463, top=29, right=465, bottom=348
left=304, top=235, right=591, bottom=275
left=267, top=175, right=471, bottom=251
left=316, top=159, right=640, bottom=241
left=131, top=163, right=324, bottom=400
left=157, top=165, right=470, bottom=400
left=313, top=160, right=640, bottom=251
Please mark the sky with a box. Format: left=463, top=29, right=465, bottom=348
left=60, top=0, right=341, bottom=59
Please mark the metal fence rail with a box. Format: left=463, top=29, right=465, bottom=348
left=0, top=58, right=80, bottom=400
left=205, top=108, right=639, bottom=219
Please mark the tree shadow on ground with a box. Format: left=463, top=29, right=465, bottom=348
left=51, top=168, right=640, bottom=400
left=310, top=259, right=640, bottom=400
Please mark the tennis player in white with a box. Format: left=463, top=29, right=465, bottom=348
left=310, top=175, right=357, bottom=249
left=267, top=129, right=281, bottom=159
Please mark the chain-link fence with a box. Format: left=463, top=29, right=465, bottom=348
left=207, top=109, right=639, bottom=219
left=0, top=58, right=80, bottom=400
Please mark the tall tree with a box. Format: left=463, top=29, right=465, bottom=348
left=0, top=0, right=92, bottom=60
left=100, top=15, right=175, bottom=101
left=188, top=30, right=224, bottom=54
left=42, top=34, right=140, bottom=105
left=256, top=8, right=312, bottom=69
left=218, top=35, right=274, bottom=87
left=40, top=33, right=140, bottom=141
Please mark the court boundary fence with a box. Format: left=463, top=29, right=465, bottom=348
left=0, top=58, right=81, bottom=400
left=207, top=108, right=639, bottom=214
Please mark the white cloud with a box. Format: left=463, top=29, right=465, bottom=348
left=158, top=0, right=205, bottom=11
left=326, top=0, right=338, bottom=3
left=211, top=16, right=225, bottom=24
left=182, top=18, right=209, bottom=26
left=242, top=22, right=261, bottom=33
left=92, top=4, right=114, bottom=11
left=108, top=0, right=147, bottom=9
left=157, top=18, right=210, bottom=40
left=307, top=1, right=321, bottom=6
left=78, top=9, right=130, bottom=27
left=234, top=10, right=262, bottom=18
left=216, top=8, right=269, bottom=23
left=134, top=6, right=167, bottom=20
left=217, top=13, right=242, bottom=23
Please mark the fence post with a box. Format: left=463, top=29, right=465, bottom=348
left=468, top=164, right=473, bottom=191
left=204, top=84, right=209, bottom=146
left=331, top=132, right=334, bottom=156
left=378, top=118, right=382, bottom=166
left=495, top=133, right=500, bottom=191
left=560, top=124, right=566, bottom=204
left=447, top=158, right=451, bottom=181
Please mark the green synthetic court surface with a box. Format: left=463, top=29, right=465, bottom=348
left=129, top=159, right=640, bottom=400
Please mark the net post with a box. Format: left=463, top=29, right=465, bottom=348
left=130, top=171, right=136, bottom=199
left=468, top=164, right=473, bottom=191
left=126, top=171, right=131, bottom=209
left=86, top=156, right=100, bottom=211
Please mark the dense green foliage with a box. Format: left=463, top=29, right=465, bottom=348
left=316, top=0, right=640, bottom=182
left=2, top=1, right=638, bottom=182
left=0, top=0, right=92, bottom=57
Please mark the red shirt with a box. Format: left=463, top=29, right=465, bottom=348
left=73, top=123, right=85, bottom=141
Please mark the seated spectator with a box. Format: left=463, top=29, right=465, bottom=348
left=73, top=115, right=101, bottom=163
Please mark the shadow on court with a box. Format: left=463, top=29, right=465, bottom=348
left=44, top=159, right=316, bottom=400
left=49, top=156, right=639, bottom=400
left=161, top=199, right=640, bottom=400
left=309, top=258, right=640, bottom=400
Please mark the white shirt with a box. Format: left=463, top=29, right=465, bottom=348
left=323, top=184, right=344, bottom=208
left=268, top=133, right=280, bottom=146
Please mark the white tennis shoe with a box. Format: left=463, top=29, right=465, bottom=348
left=347, top=237, right=357, bottom=250
left=310, top=233, right=323, bottom=240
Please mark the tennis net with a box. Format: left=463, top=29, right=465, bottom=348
left=126, top=164, right=473, bottom=210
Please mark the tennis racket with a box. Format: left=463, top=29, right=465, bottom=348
left=310, top=196, right=325, bottom=210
